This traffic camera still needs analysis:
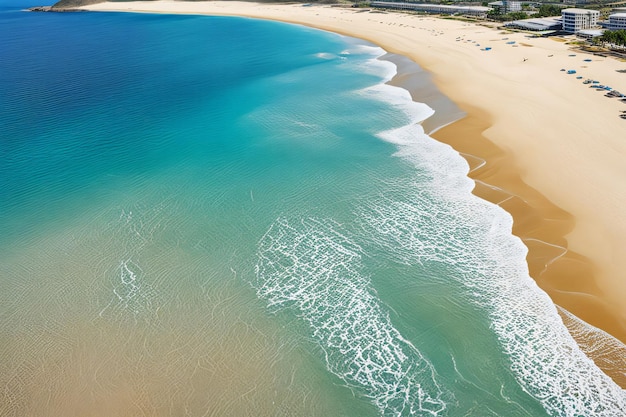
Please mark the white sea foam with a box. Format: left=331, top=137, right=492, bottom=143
left=378, top=124, right=473, bottom=195
left=346, top=47, right=626, bottom=414
left=316, top=43, right=384, bottom=61
left=358, top=83, right=434, bottom=128
left=342, top=44, right=398, bottom=82
left=255, top=218, right=450, bottom=416
left=558, top=306, right=626, bottom=385
left=315, top=52, right=337, bottom=60
left=356, top=125, right=626, bottom=415
left=357, top=57, right=398, bottom=82
left=340, top=42, right=389, bottom=59
left=98, top=256, right=160, bottom=325
left=97, top=208, right=163, bottom=324
left=349, top=50, right=435, bottom=129
left=256, top=44, right=626, bottom=415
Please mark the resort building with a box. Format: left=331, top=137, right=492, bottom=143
left=504, top=17, right=562, bottom=32
left=488, top=0, right=522, bottom=14
left=561, top=8, right=600, bottom=33
left=370, top=2, right=492, bottom=18
left=608, top=13, right=626, bottom=31
left=507, top=1, right=522, bottom=12
left=576, top=29, right=604, bottom=39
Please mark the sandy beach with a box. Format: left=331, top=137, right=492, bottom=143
left=78, top=1, right=626, bottom=385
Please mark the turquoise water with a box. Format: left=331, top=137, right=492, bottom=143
left=1, top=1, right=625, bottom=416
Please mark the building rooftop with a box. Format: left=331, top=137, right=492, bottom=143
left=609, top=13, right=626, bottom=18
left=504, top=17, right=562, bottom=31
left=370, top=2, right=491, bottom=12
left=577, top=29, right=604, bottom=37
left=562, top=8, right=599, bottom=14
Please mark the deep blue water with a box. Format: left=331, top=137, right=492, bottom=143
left=1, top=1, right=625, bottom=416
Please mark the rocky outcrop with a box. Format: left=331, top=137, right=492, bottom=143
left=51, top=0, right=105, bottom=9
left=28, top=5, right=87, bottom=11
left=28, top=0, right=105, bottom=11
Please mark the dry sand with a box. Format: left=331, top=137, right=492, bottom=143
left=79, top=1, right=626, bottom=385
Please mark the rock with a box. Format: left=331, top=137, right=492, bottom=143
left=28, top=5, right=86, bottom=12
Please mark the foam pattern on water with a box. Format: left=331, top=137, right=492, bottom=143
left=349, top=47, right=435, bottom=130
left=98, top=258, right=158, bottom=322
left=337, top=43, right=396, bottom=75
left=558, top=307, right=626, bottom=387
left=255, top=218, right=449, bottom=416
left=96, top=207, right=164, bottom=325
left=354, top=52, right=398, bottom=82
left=357, top=82, right=434, bottom=129
left=357, top=123, right=626, bottom=416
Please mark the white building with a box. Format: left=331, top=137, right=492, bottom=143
left=370, top=2, right=492, bottom=18
left=561, top=8, right=600, bottom=33
left=506, top=1, right=522, bottom=12
left=608, top=13, right=626, bottom=31
left=488, top=0, right=521, bottom=14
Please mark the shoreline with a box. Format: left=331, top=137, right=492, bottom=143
left=389, top=57, right=626, bottom=385
left=76, top=1, right=626, bottom=385
left=382, top=52, right=465, bottom=134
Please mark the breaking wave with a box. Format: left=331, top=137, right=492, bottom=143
left=253, top=38, right=626, bottom=416
left=355, top=120, right=626, bottom=416
left=255, top=218, right=450, bottom=416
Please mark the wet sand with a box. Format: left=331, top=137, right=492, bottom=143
left=78, top=1, right=626, bottom=385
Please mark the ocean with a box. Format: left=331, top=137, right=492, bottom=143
left=1, top=1, right=625, bottom=415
